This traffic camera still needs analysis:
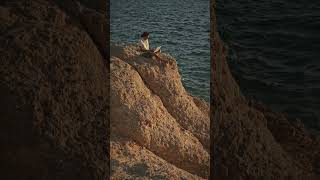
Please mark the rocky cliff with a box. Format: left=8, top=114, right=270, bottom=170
left=211, top=1, right=320, bottom=180
left=2, top=0, right=319, bottom=179
left=0, top=0, right=108, bottom=179
left=110, top=44, right=210, bottom=179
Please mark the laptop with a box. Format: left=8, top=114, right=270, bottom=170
left=154, top=46, right=161, bottom=53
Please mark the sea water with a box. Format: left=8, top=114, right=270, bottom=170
left=217, top=0, right=320, bottom=133
left=111, top=0, right=210, bottom=101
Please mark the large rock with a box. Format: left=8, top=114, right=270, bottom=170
left=0, top=0, right=108, bottom=179
left=110, top=45, right=210, bottom=179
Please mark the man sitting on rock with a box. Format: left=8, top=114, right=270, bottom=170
left=138, top=32, right=164, bottom=62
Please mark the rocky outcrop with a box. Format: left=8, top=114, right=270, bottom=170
left=54, top=0, right=108, bottom=58
left=0, top=0, right=108, bottom=179
left=211, top=1, right=320, bottom=179
left=111, top=138, right=203, bottom=180
left=110, top=45, right=210, bottom=179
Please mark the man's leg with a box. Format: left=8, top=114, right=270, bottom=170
left=154, top=52, right=163, bottom=62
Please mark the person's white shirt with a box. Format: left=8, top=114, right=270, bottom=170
left=139, top=38, right=149, bottom=51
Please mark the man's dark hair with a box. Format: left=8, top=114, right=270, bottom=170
left=141, top=32, right=150, bottom=37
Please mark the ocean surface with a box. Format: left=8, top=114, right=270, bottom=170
left=216, top=0, right=320, bottom=133
left=110, top=0, right=210, bottom=101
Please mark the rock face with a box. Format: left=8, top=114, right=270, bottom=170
left=110, top=45, right=210, bottom=179
left=211, top=1, right=320, bottom=179
left=0, top=0, right=108, bottom=179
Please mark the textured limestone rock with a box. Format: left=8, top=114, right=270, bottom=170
left=211, top=0, right=320, bottom=179
left=54, top=0, right=108, bottom=58
left=0, top=0, right=108, bottom=179
left=111, top=138, right=205, bottom=180
left=110, top=45, right=210, bottom=179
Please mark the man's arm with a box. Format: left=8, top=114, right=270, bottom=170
left=138, top=40, right=148, bottom=51
left=140, top=47, right=149, bottom=52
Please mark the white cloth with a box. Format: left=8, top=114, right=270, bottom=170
left=139, top=39, right=149, bottom=50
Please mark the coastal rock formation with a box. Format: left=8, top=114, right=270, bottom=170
left=110, top=45, right=210, bottom=179
left=0, top=0, right=108, bottom=179
left=211, top=1, right=320, bottom=179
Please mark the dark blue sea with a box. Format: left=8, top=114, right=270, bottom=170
left=110, top=0, right=210, bottom=101
left=217, top=0, right=320, bottom=133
